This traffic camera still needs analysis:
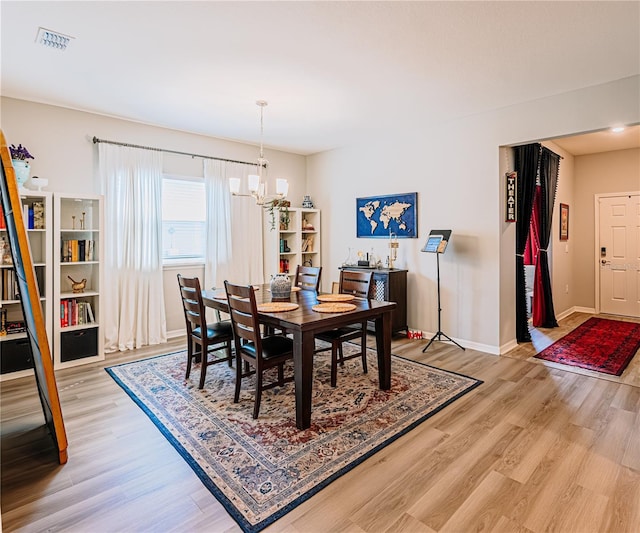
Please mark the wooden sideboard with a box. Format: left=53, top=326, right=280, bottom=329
left=339, top=267, right=407, bottom=335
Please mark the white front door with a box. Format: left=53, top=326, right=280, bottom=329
left=598, top=194, right=640, bottom=317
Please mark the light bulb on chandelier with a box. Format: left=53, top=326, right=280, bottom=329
left=229, top=100, right=289, bottom=205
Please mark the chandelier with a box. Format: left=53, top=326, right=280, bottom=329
left=229, top=100, right=289, bottom=205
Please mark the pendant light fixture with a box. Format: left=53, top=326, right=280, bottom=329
left=229, top=100, right=289, bottom=205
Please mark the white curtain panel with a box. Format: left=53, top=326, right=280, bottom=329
left=204, top=160, right=265, bottom=288
left=99, top=143, right=167, bottom=352
left=203, top=159, right=232, bottom=289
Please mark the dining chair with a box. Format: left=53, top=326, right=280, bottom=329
left=224, top=280, right=295, bottom=418
left=259, top=264, right=323, bottom=338
left=315, top=270, right=374, bottom=387
left=294, top=265, right=322, bottom=291
left=177, top=274, right=233, bottom=389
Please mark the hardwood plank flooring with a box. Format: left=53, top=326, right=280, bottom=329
left=1, top=312, right=639, bottom=532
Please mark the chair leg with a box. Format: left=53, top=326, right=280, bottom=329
left=198, top=350, right=207, bottom=389
left=234, top=353, right=243, bottom=403
left=330, top=341, right=339, bottom=387
left=253, top=371, right=263, bottom=419
left=185, top=338, right=194, bottom=379
left=361, top=325, right=368, bottom=374
left=278, top=364, right=284, bottom=386
left=226, top=340, right=233, bottom=367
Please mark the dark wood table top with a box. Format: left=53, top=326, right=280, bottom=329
left=203, top=286, right=396, bottom=335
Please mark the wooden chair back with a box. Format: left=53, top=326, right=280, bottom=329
left=178, top=274, right=233, bottom=389
left=339, top=270, right=373, bottom=299
left=294, top=265, right=322, bottom=291
left=224, top=281, right=262, bottom=349
left=177, top=274, right=206, bottom=332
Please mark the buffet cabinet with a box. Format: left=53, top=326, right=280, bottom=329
left=339, top=267, right=407, bottom=335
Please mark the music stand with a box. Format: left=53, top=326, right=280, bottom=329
left=421, top=230, right=465, bottom=353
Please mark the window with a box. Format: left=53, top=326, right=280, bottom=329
left=162, top=176, right=206, bottom=263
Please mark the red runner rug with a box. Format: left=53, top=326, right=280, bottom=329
left=534, top=317, right=640, bottom=375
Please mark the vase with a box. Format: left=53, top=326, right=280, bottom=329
left=270, top=273, right=292, bottom=299
left=27, top=176, right=48, bottom=191
left=11, top=160, right=31, bottom=188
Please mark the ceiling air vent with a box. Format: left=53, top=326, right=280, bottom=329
left=35, top=27, right=74, bottom=51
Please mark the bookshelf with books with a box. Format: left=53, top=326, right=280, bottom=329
left=53, top=194, right=104, bottom=368
left=299, top=208, right=321, bottom=276
left=1, top=192, right=53, bottom=380
left=263, top=207, right=322, bottom=286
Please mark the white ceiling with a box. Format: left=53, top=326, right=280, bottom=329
left=550, top=125, right=640, bottom=156
left=1, top=1, right=639, bottom=156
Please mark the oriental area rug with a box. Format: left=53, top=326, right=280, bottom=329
left=534, top=317, right=640, bottom=375
left=106, top=344, right=481, bottom=532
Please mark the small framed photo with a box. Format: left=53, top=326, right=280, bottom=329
left=559, top=203, right=569, bottom=241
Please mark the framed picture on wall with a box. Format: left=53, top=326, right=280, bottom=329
left=559, top=203, right=569, bottom=241
left=356, top=192, right=418, bottom=238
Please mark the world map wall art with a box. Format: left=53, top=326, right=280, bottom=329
left=356, top=192, right=418, bottom=238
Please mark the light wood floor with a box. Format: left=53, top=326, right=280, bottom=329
left=2, top=312, right=639, bottom=532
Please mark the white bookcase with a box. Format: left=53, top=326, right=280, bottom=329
left=263, top=207, right=321, bottom=282
left=53, top=193, right=104, bottom=368
left=0, top=191, right=53, bottom=380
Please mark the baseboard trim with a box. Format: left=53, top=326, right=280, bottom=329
left=167, top=329, right=186, bottom=340
left=499, top=339, right=519, bottom=355
left=556, top=306, right=596, bottom=321
left=574, top=306, right=597, bottom=314
left=417, top=330, right=500, bottom=356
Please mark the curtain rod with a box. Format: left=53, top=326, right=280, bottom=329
left=92, top=136, right=257, bottom=167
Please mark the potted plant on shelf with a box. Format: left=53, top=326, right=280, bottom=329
left=9, top=144, right=34, bottom=189
left=266, top=198, right=290, bottom=231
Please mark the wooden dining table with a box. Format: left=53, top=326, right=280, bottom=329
left=202, top=285, right=397, bottom=430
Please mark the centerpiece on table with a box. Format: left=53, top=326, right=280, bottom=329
left=9, top=144, right=34, bottom=189
left=270, top=273, right=292, bottom=300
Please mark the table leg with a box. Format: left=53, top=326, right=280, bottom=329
left=293, top=330, right=315, bottom=429
left=375, top=311, right=392, bottom=390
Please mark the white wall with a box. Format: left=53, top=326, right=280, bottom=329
left=543, top=140, right=575, bottom=320
left=1, top=97, right=307, bottom=335
left=307, top=76, right=640, bottom=353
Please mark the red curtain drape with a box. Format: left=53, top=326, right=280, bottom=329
left=524, top=186, right=541, bottom=265
left=532, top=185, right=544, bottom=325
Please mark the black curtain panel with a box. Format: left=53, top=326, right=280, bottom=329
left=513, top=143, right=540, bottom=342
left=532, top=147, right=560, bottom=328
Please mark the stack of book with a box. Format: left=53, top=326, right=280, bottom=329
left=0, top=308, right=6, bottom=335
left=279, top=258, right=290, bottom=273
left=1, top=269, right=19, bottom=300
left=4, top=319, right=26, bottom=335
left=22, top=201, right=45, bottom=230
left=60, top=299, right=95, bottom=327
left=60, top=240, right=95, bottom=262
